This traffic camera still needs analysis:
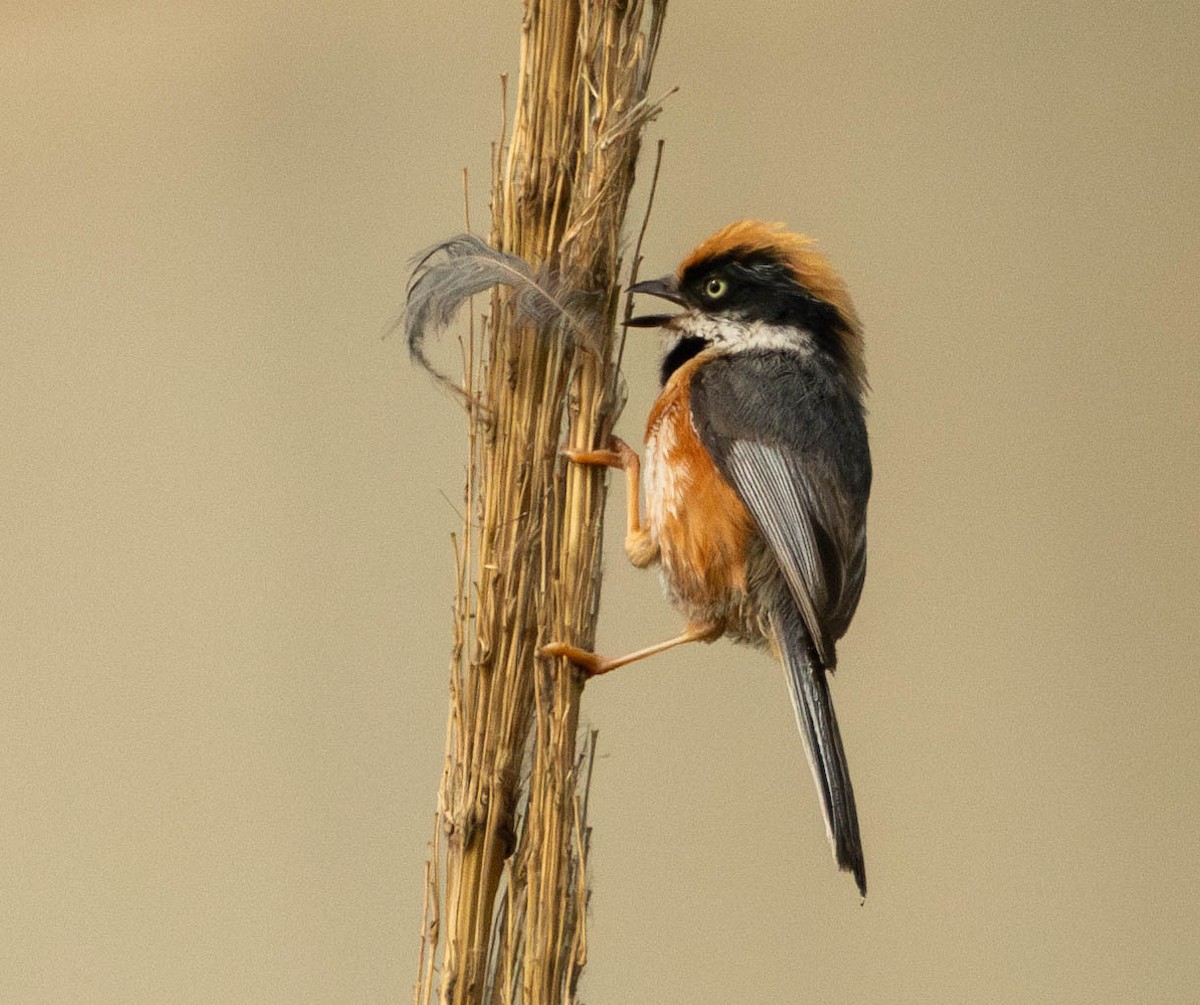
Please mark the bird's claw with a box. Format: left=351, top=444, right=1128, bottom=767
left=561, top=436, right=636, bottom=471
left=539, top=641, right=609, bottom=678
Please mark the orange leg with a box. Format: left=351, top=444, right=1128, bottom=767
left=540, top=621, right=722, bottom=678
left=563, top=437, right=657, bottom=568
left=542, top=437, right=703, bottom=677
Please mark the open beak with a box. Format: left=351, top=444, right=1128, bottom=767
left=625, top=275, right=687, bottom=328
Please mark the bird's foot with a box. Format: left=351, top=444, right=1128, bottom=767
left=562, top=436, right=636, bottom=471
left=539, top=641, right=614, bottom=678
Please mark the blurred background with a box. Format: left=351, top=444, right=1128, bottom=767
left=3, top=2, right=1198, bottom=1001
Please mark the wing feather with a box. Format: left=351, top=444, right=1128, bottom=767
left=690, top=349, right=870, bottom=666
left=725, top=439, right=834, bottom=662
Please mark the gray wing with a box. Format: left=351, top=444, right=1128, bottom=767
left=690, top=349, right=870, bottom=667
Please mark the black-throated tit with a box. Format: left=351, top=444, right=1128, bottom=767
left=542, top=220, right=871, bottom=895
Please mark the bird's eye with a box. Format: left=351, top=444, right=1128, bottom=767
left=703, top=275, right=728, bottom=300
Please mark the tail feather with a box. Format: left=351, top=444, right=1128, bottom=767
left=774, top=601, right=866, bottom=897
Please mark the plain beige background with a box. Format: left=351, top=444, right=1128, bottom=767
left=4, top=2, right=1198, bottom=1002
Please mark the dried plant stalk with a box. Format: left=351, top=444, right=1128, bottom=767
left=413, top=3, right=668, bottom=1004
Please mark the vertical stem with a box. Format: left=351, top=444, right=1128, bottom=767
left=416, top=3, right=668, bottom=1004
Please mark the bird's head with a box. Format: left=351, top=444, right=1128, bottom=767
left=628, top=220, right=866, bottom=391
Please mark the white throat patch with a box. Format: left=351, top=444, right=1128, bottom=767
left=667, top=312, right=816, bottom=356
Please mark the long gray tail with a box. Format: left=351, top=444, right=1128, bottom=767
left=774, top=600, right=866, bottom=896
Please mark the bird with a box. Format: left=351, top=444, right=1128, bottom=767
left=541, top=219, right=871, bottom=896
